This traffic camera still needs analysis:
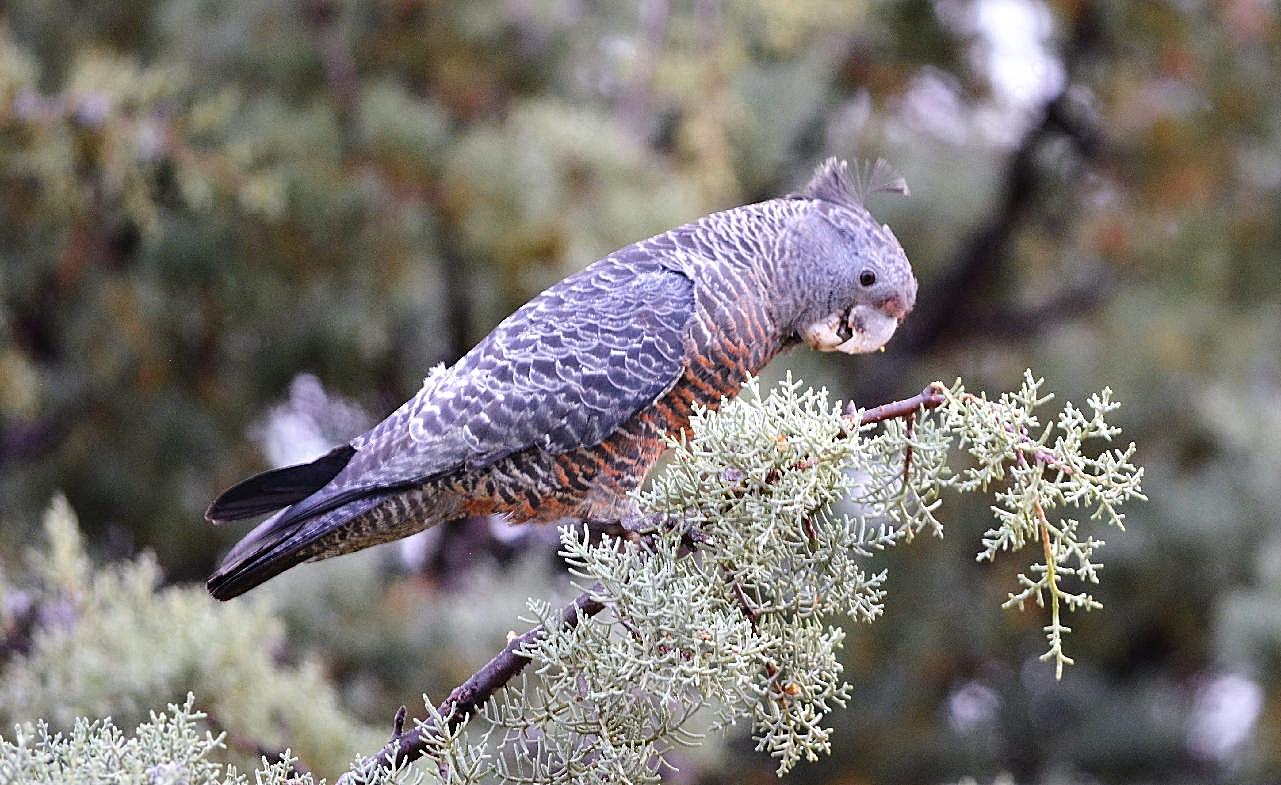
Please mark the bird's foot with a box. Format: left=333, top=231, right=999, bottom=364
left=584, top=512, right=709, bottom=554
left=583, top=517, right=643, bottom=544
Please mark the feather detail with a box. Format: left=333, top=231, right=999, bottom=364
left=205, top=444, right=356, bottom=524
left=853, top=158, right=910, bottom=202
left=797, top=157, right=909, bottom=208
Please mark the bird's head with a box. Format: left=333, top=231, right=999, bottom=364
left=781, top=158, right=917, bottom=355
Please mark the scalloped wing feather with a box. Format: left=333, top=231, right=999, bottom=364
left=279, top=258, right=695, bottom=513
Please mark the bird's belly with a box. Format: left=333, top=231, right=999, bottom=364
left=445, top=423, right=669, bottom=524
left=449, top=335, right=776, bottom=526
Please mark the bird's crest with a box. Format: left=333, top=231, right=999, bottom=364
left=799, top=158, right=909, bottom=208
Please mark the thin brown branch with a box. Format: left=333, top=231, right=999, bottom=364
left=346, top=591, right=605, bottom=779
left=847, top=383, right=947, bottom=426
left=903, top=411, right=917, bottom=484
left=391, top=705, right=407, bottom=739
left=731, top=578, right=762, bottom=628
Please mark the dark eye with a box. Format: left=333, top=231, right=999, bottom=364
left=859, top=269, right=877, bottom=287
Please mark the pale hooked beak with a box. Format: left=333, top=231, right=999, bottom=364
left=800, top=304, right=901, bottom=355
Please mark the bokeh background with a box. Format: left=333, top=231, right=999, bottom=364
left=2, top=1, right=1280, bottom=782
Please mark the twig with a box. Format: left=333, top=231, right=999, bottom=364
left=846, top=383, right=947, bottom=426
left=347, top=591, right=605, bottom=779
left=731, top=579, right=762, bottom=628
left=903, top=411, right=917, bottom=484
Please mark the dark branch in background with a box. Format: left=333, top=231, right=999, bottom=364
left=344, top=385, right=943, bottom=780
left=302, top=0, right=360, bottom=149
left=856, top=4, right=1107, bottom=402
left=901, top=4, right=1103, bottom=355
left=957, top=275, right=1112, bottom=340
left=434, top=220, right=476, bottom=397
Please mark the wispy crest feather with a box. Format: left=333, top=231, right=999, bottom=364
left=800, top=157, right=909, bottom=208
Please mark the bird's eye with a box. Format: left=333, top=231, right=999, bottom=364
left=859, top=269, right=877, bottom=287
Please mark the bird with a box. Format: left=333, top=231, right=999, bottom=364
left=205, top=158, right=918, bottom=600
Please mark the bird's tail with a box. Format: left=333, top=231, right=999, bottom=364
left=206, top=492, right=387, bottom=600
left=205, top=443, right=397, bottom=600
left=205, top=444, right=356, bottom=524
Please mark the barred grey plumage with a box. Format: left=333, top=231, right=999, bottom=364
left=206, top=158, right=918, bottom=600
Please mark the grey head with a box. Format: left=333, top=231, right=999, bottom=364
left=777, top=158, right=918, bottom=355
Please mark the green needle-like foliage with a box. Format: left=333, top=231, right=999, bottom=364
left=0, top=694, right=413, bottom=785
left=932, top=372, right=1147, bottom=677
left=0, top=497, right=387, bottom=776
left=395, top=372, right=1144, bottom=781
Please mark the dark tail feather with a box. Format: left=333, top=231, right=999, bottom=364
left=207, top=493, right=384, bottom=600
left=206, top=534, right=314, bottom=601
left=205, top=444, right=356, bottom=524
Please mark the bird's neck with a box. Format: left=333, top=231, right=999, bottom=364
left=702, top=198, right=813, bottom=343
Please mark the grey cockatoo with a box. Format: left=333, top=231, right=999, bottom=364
left=206, top=158, right=917, bottom=599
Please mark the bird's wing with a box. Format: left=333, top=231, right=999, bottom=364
left=332, top=256, right=696, bottom=498
left=210, top=256, right=696, bottom=549
left=208, top=260, right=696, bottom=599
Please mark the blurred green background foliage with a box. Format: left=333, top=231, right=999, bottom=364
left=1, top=0, right=1279, bottom=782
